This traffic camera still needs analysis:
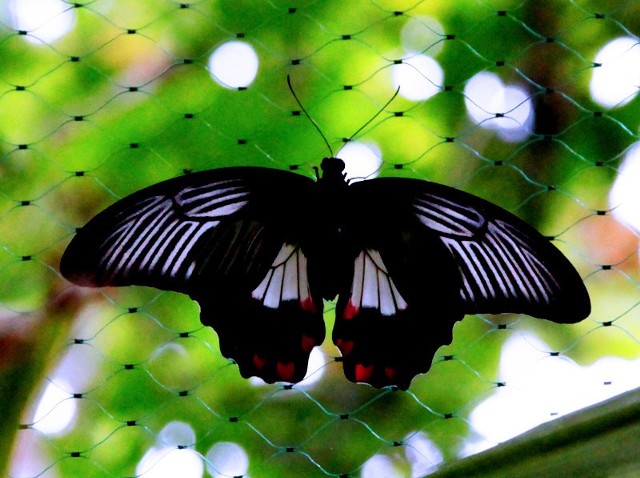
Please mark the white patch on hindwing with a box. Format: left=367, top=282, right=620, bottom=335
left=348, top=249, right=408, bottom=316
left=251, top=243, right=313, bottom=310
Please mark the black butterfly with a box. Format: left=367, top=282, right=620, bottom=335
left=60, top=157, right=590, bottom=389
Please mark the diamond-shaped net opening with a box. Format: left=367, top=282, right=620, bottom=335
left=2, top=1, right=639, bottom=477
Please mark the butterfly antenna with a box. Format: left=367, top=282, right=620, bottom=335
left=287, top=75, right=334, bottom=158
left=344, top=86, right=400, bottom=143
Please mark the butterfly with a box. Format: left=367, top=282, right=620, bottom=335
left=60, top=156, right=590, bottom=389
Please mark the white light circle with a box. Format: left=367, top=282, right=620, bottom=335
left=208, top=41, right=259, bottom=89
left=464, top=71, right=533, bottom=142
left=468, top=331, right=640, bottom=448
left=298, top=347, right=327, bottom=387
left=610, top=142, right=640, bottom=233
left=392, top=54, right=443, bottom=101
left=336, top=141, right=382, bottom=182
left=159, top=421, right=196, bottom=448
left=591, top=37, right=640, bottom=108
left=249, top=346, right=327, bottom=387
left=361, top=455, right=402, bottom=478
left=32, top=380, right=76, bottom=435
left=136, top=447, right=203, bottom=478
left=9, top=0, right=74, bottom=44
left=469, top=333, right=570, bottom=443
left=205, top=442, right=249, bottom=478
left=405, top=432, right=443, bottom=476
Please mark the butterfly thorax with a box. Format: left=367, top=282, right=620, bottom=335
left=316, top=157, right=349, bottom=226
left=309, top=157, right=351, bottom=300
left=318, top=157, right=347, bottom=185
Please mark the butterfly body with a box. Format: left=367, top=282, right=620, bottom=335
left=61, top=157, right=590, bottom=389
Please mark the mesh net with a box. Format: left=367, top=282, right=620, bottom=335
left=2, top=1, right=640, bottom=477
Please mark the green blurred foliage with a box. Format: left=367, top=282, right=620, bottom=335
left=1, top=0, right=639, bottom=477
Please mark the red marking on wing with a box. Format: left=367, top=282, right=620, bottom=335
left=342, top=299, right=359, bottom=319
left=301, top=334, right=316, bottom=352
left=252, top=354, right=266, bottom=370
left=355, top=363, right=373, bottom=383
left=277, top=361, right=295, bottom=381
left=301, top=297, right=317, bottom=313
left=336, top=339, right=353, bottom=356
left=384, top=367, right=397, bottom=381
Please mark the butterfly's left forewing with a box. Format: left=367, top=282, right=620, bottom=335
left=61, top=168, right=326, bottom=384
left=407, top=181, right=591, bottom=322
left=333, top=177, right=590, bottom=389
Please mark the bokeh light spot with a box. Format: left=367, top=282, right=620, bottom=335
left=591, top=37, right=640, bottom=108
left=208, top=41, right=259, bottom=89
left=9, top=0, right=74, bottom=44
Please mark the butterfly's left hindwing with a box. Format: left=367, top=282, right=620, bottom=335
left=60, top=168, right=326, bottom=384
left=333, top=209, right=464, bottom=389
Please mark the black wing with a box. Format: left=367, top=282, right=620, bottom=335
left=348, top=178, right=591, bottom=321
left=333, top=229, right=464, bottom=390
left=60, top=168, right=326, bottom=384
left=404, top=179, right=590, bottom=321
left=332, top=178, right=590, bottom=389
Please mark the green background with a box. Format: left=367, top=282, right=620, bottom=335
left=1, top=1, right=639, bottom=477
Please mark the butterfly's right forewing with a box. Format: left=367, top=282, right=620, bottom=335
left=61, top=171, right=256, bottom=290
left=61, top=168, right=326, bottom=384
